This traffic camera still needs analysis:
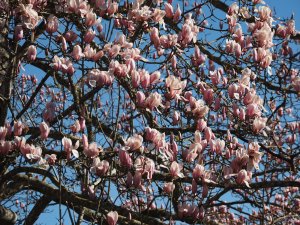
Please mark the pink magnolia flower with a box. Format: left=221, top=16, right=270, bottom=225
left=209, top=138, right=225, bottom=154
left=197, top=119, right=207, bottom=131
left=14, top=121, right=23, bottom=136
left=246, top=103, right=261, bottom=118
left=20, top=143, right=42, bottom=162
left=203, top=88, right=214, bottom=105
left=84, top=29, right=95, bottom=43
left=140, top=69, right=150, bottom=89
left=258, top=6, right=271, bottom=22
left=0, top=126, right=7, bottom=140
left=145, top=92, right=163, bottom=110
left=172, top=111, right=180, bottom=125
left=150, top=27, right=160, bottom=49
left=45, top=154, right=57, bottom=165
left=39, top=122, right=50, bottom=140
left=286, top=19, right=296, bottom=36
left=152, top=8, right=165, bottom=23
left=173, top=4, right=181, bottom=22
left=228, top=3, right=239, bottom=16
left=43, top=102, right=56, bottom=122
left=150, top=71, right=161, bottom=85
left=107, top=211, right=118, bottom=225
left=27, top=45, right=37, bottom=61
left=64, top=30, right=78, bottom=42
left=90, top=158, right=109, bottom=176
left=192, top=100, right=209, bottom=118
left=136, top=91, right=146, bottom=107
left=231, top=148, right=249, bottom=173
left=247, top=142, right=263, bottom=170
left=252, top=117, right=267, bottom=133
left=164, top=3, right=173, bottom=18
left=14, top=25, right=24, bottom=40
left=70, top=120, right=81, bottom=133
left=67, top=0, right=90, bottom=17
left=126, top=134, right=143, bottom=151
left=163, top=182, right=175, bottom=194
left=107, top=2, right=118, bottom=15
left=134, top=156, right=155, bottom=180
left=71, top=45, right=84, bottom=61
left=119, top=147, right=133, bottom=168
left=131, top=70, right=140, bottom=88
left=17, top=4, right=41, bottom=29
left=62, top=137, right=79, bottom=160
left=46, top=15, right=58, bottom=34
left=84, top=142, right=101, bottom=158
left=145, top=127, right=167, bottom=149
left=0, top=141, right=12, bottom=155
left=292, top=77, right=300, bottom=92
left=109, top=44, right=121, bottom=58
left=60, top=57, right=75, bottom=75
left=236, top=169, right=251, bottom=187
left=85, top=10, right=97, bottom=27
left=60, top=36, right=68, bottom=52
left=170, top=161, right=184, bottom=178
left=86, top=69, right=113, bottom=87
left=133, top=171, right=142, bottom=188
left=253, top=24, right=273, bottom=48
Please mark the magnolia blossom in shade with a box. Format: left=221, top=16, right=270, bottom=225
left=170, top=161, right=184, bottom=178
left=70, top=120, right=81, bottom=133
left=64, top=30, right=78, bottom=42
left=14, top=25, right=23, bottom=40
left=163, top=182, right=175, bottom=194
left=39, top=122, right=50, bottom=140
left=252, top=117, right=267, bottom=133
left=90, top=158, right=109, bottom=176
left=292, top=77, right=300, bottom=92
left=236, top=169, right=251, bottom=187
left=83, top=142, right=101, bottom=158
left=46, top=15, right=59, bottom=34
left=45, top=154, right=57, bottom=165
left=172, top=111, right=180, bottom=125
left=119, top=147, right=133, bottom=168
left=125, top=134, right=143, bottom=151
left=14, top=121, right=23, bottom=136
left=0, top=126, right=7, bottom=140
left=17, top=4, right=42, bottom=29
left=62, top=137, right=79, bottom=160
left=27, top=45, right=37, bottom=61
left=0, top=141, right=12, bottom=155
left=107, top=211, right=118, bottom=225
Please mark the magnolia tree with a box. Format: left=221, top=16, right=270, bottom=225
left=0, top=0, right=300, bottom=224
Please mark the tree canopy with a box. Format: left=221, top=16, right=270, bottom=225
left=0, top=0, right=300, bottom=224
